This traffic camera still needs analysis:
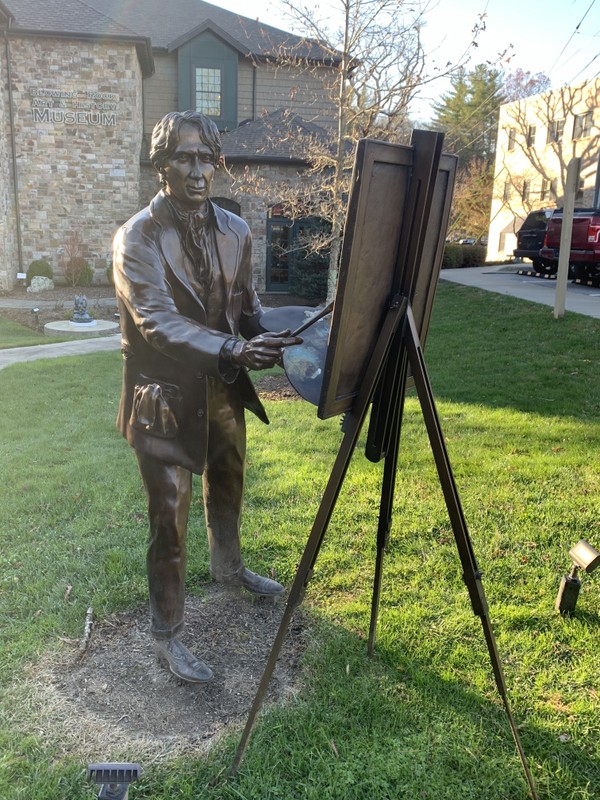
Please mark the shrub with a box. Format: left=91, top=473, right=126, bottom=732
left=441, top=243, right=463, bottom=268
left=106, top=264, right=114, bottom=285
left=461, top=244, right=486, bottom=267
left=26, top=259, right=53, bottom=284
left=63, top=256, right=93, bottom=287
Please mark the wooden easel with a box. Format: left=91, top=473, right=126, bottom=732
left=231, top=133, right=539, bottom=800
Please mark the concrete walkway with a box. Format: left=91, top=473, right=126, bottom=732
left=0, top=334, right=121, bottom=370
left=440, top=264, right=600, bottom=319
left=1, top=268, right=599, bottom=369
left=0, top=293, right=121, bottom=370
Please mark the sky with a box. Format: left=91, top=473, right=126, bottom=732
left=210, top=0, right=600, bottom=121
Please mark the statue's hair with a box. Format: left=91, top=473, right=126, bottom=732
left=150, top=111, right=222, bottom=180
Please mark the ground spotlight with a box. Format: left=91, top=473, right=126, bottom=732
left=87, top=763, right=141, bottom=799
left=555, top=539, right=600, bottom=615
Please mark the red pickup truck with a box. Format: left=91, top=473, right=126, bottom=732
left=540, top=208, right=600, bottom=279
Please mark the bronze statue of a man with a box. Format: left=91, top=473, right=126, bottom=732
left=113, top=110, right=301, bottom=683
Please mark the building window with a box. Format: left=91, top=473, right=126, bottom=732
left=576, top=178, right=585, bottom=202
left=522, top=180, right=530, bottom=202
left=526, top=125, right=536, bottom=147
left=540, top=179, right=550, bottom=202
left=507, top=127, right=516, bottom=151
left=195, top=67, right=222, bottom=116
left=550, top=178, right=558, bottom=199
left=573, top=110, right=593, bottom=140
left=547, top=119, right=565, bottom=144
left=503, top=180, right=511, bottom=202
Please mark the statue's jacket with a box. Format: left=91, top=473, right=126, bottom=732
left=113, top=191, right=268, bottom=475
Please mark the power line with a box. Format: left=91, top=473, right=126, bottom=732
left=547, top=0, right=597, bottom=74
left=567, top=52, right=600, bottom=84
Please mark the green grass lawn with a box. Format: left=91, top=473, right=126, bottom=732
left=0, top=316, right=69, bottom=348
left=0, top=282, right=599, bottom=799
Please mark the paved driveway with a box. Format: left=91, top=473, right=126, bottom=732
left=440, top=265, right=600, bottom=320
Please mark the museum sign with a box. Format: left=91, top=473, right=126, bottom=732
left=30, top=88, right=119, bottom=126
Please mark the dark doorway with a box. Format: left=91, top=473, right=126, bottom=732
left=266, top=205, right=329, bottom=295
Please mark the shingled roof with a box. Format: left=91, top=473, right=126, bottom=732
left=4, top=0, right=140, bottom=39
left=3, top=0, right=338, bottom=62
left=3, top=0, right=154, bottom=74
left=221, top=108, right=334, bottom=164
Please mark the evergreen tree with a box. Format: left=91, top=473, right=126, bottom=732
left=430, top=64, right=505, bottom=163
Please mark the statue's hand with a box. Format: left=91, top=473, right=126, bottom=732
left=232, top=330, right=303, bottom=370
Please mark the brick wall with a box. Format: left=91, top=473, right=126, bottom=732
left=1, top=36, right=144, bottom=288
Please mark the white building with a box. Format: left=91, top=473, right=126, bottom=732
left=487, top=77, right=600, bottom=262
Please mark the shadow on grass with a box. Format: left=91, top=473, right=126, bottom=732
left=130, top=614, right=597, bottom=800
left=426, top=284, right=600, bottom=423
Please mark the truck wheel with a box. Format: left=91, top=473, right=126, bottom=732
left=572, top=264, right=588, bottom=280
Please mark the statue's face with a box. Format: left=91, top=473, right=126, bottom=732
left=162, top=123, right=215, bottom=211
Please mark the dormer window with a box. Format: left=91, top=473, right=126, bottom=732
left=176, top=29, right=238, bottom=131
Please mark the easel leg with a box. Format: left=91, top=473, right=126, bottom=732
left=231, top=299, right=407, bottom=773
left=404, top=307, right=539, bottom=800
left=367, top=390, right=406, bottom=655
left=231, top=405, right=368, bottom=773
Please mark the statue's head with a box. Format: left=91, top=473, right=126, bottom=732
left=150, top=111, right=222, bottom=179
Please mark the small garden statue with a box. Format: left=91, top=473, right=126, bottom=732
left=71, top=294, right=93, bottom=323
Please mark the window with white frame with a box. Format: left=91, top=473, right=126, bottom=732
left=195, top=67, right=222, bottom=117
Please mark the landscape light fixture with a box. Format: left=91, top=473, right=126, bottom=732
left=87, top=763, right=141, bottom=800
left=555, top=539, right=600, bottom=615
left=31, top=307, right=40, bottom=327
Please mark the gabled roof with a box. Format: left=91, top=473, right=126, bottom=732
left=167, top=19, right=253, bottom=55
left=221, top=108, right=334, bottom=164
left=86, top=0, right=336, bottom=60
left=3, top=0, right=154, bottom=74
left=3, top=0, right=338, bottom=62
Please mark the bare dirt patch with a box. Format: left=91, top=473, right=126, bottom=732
left=18, top=585, right=308, bottom=762
left=255, top=373, right=301, bottom=401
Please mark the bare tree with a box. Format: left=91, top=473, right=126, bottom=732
left=447, top=157, right=493, bottom=239
left=227, top=0, right=491, bottom=300
left=503, top=68, right=551, bottom=102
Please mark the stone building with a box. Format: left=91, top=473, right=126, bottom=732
left=487, top=77, right=600, bottom=262
left=1, top=0, right=339, bottom=291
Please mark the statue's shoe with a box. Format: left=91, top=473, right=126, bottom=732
left=240, top=568, right=285, bottom=597
left=154, top=638, right=214, bottom=683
